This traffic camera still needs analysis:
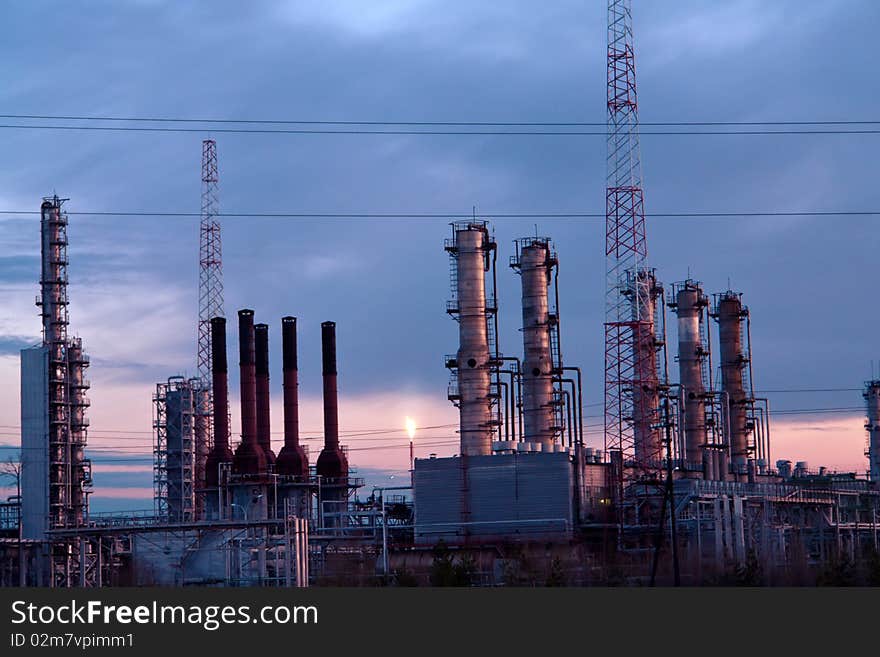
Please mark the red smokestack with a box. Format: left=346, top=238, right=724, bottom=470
left=276, top=316, right=308, bottom=477
left=316, top=321, right=348, bottom=480
left=232, top=309, right=266, bottom=475
left=254, top=323, right=276, bottom=470
left=205, top=317, right=233, bottom=487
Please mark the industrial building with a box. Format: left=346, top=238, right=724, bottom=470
left=2, top=1, right=880, bottom=587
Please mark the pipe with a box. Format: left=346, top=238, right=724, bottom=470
left=276, top=316, right=308, bottom=477
left=205, top=317, right=233, bottom=487
left=254, top=323, right=275, bottom=469
left=232, top=309, right=266, bottom=476
left=563, top=367, right=584, bottom=447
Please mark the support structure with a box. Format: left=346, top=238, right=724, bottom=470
left=604, top=0, right=658, bottom=478
left=153, top=376, right=198, bottom=522
left=196, top=139, right=224, bottom=513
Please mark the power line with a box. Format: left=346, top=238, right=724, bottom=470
left=2, top=113, right=880, bottom=127
left=2, top=123, right=880, bottom=136
left=1, top=210, right=879, bottom=220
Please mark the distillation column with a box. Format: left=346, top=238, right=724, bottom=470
left=865, top=381, right=880, bottom=482
left=67, top=338, right=90, bottom=526
left=715, top=292, right=752, bottom=479
left=674, top=281, right=709, bottom=473
left=632, top=270, right=662, bottom=467
left=447, top=223, right=496, bottom=456
left=39, top=197, right=74, bottom=529
left=513, top=238, right=557, bottom=450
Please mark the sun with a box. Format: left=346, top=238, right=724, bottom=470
left=405, top=416, right=417, bottom=440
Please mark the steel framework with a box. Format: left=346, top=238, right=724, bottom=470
left=604, top=0, right=658, bottom=475
left=196, top=139, right=223, bottom=512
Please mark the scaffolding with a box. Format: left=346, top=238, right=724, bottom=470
left=153, top=377, right=200, bottom=523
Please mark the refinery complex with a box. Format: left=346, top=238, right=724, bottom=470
left=2, top=3, right=880, bottom=587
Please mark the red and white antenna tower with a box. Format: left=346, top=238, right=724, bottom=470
left=195, top=139, right=224, bottom=510
left=198, top=139, right=224, bottom=383
left=604, top=1, right=657, bottom=475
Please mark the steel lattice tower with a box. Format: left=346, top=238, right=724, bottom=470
left=195, top=140, right=223, bottom=513
left=198, top=139, right=224, bottom=382
left=604, top=0, right=656, bottom=474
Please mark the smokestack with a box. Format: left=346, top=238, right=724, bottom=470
left=254, top=323, right=275, bottom=470
left=232, top=309, right=266, bottom=475
left=276, top=316, right=308, bottom=477
left=205, top=317, right=233, bottom=487
left=514, top=238, right=556, bottom=450
left=316, top=321, right=348, bottom=479
left=674, top=281, right=709, bottom=473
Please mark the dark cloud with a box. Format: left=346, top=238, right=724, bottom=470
left=0, top=0, right=877, bottom=416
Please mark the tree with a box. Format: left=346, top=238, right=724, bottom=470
left=0, top=455, right=24, bottom=586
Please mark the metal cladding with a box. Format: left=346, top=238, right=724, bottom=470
left=865, top=381, right=880, bottom=482
left=450, top=223, right=495, bottom=456
left=515, top=239, right=557, bottom=450
left=233, top=309, right=266, bottom=476
left=715, top=292, right=751, bottom=475
left=276, top=316, right=308, bottom=477
left=205, top=317, right=233, bottom=487
left=316, top=321, right=348, bottom=479
left=631, top=269, right=662, bottom=467
left=254, top=323, right=275, bottom=468
left=674, top=281, right=709, bottom=470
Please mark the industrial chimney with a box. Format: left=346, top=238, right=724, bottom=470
left=446, top=222, right=497, bottom=456
left=205, top=316, right=233, bottom=487
left=276, top=316, right=309, bottom=478
left=631, top=269, right=663, bottom=467
left=232, top=309, right=266, bottom=476
left=316, top=321, right=348, bottom=480
left=865, top=381, right=880, bottom=482
left=254, top=322, right=276, bottom=470
left=511, top=237, right=557, bottom=451
left=713, top=291, right=752, bottom=479
left=672, top=280, right=710, bottom=474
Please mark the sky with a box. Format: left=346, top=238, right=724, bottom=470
left=0, top=1, right=878, bottom=510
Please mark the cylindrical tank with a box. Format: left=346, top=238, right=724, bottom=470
left=254, top=323, right=275, bottom=469
left=675, top=282, right=708, bottom=472
left=865, top=381, right=880, bottom=482
left=518, top=240, right=556, bottom=451
left=276, top=316, right=308, bottom=477
left=233, top=309, right=266, bottom=475
left=716, top=292, right=750, bottom=477
left=632, top=269, right=662, bottom=467
left=205, top=317, right=233, bottom=487
left=455, top=225, right=494, bottom=456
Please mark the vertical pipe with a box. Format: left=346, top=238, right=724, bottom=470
left=254, top=323, right=275, bottom=469
left=205, top=317, right=233, bottom=487
left=277, top=317, right=308, bottom=477
left=232, top=309, right=266, bottom=475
